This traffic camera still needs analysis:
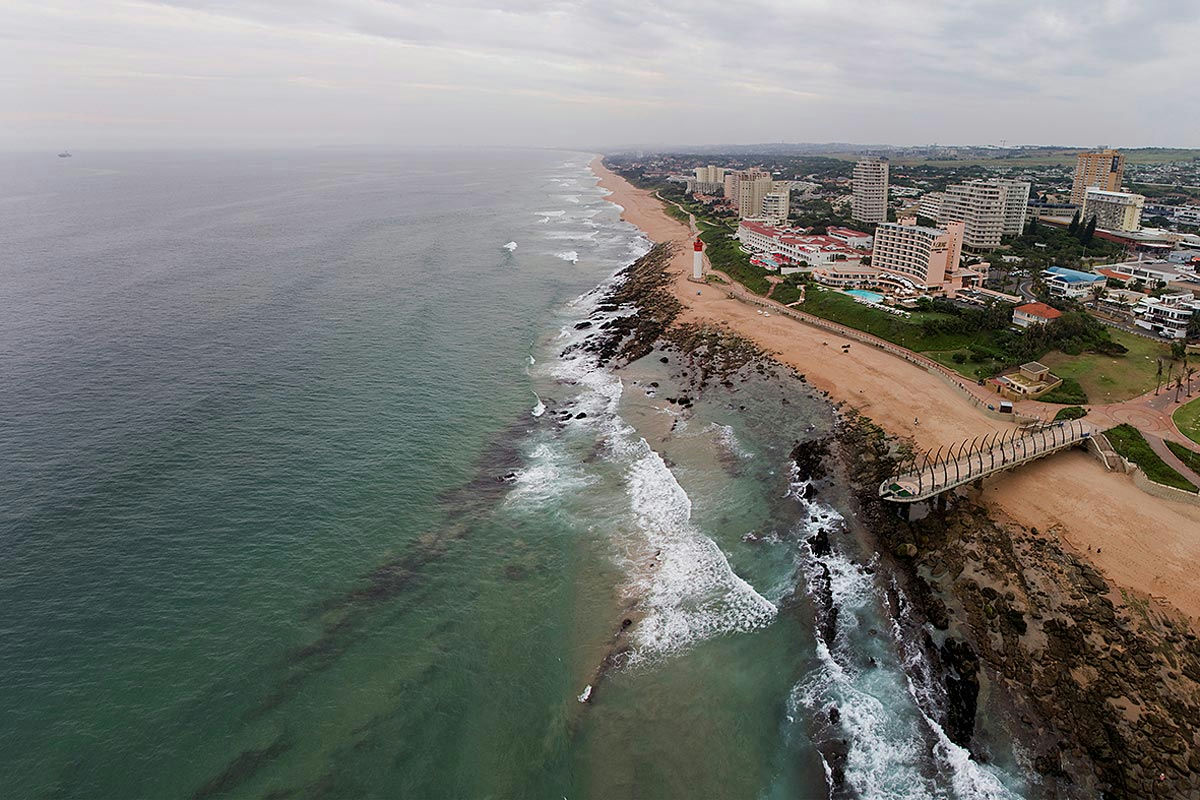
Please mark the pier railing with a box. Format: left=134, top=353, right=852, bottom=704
left=879, top=420, right=1095, bottom=502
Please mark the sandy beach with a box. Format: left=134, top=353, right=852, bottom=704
left=592, top=157, right=1200, bottom=620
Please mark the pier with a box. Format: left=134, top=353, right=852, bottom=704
left=879, top=420, right=1096, bottom=503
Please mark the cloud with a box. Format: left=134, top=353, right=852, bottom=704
left=1, top=0, right=1198, bottom=147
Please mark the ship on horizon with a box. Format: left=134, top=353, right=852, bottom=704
left=58, top=150, right=72, bottom=158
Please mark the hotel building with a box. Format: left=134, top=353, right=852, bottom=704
left=871, top=219, right=965, bottom=291
left=1082, top=189, right=1144, bottom=232
left=938, top=179, right=1030, bottom=250
left=851, top=157, right=889, bottom=225
left=1071, top=149, right=1125, bottom=206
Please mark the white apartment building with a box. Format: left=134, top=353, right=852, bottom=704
left=1131, top=293, right=1200, bottom=339
left=1082, top=189, right=1145, bottom=232
left=871, top=219, right=965, bottom=290
left=938, top=179, right=1030, bottom=250
left=919, top=192, right=946, bottom=220
left=760, top=191, right=790, bottom=223
left=732, top=169, right=773, bottom=219
left=851, top=157, right=889, bottom=225
left=1175, top=206, right=1200, bottom=226
left=694, top=165, right=727, bottom=184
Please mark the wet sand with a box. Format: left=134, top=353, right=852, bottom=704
left=593, top=157, right=1200, bottom=620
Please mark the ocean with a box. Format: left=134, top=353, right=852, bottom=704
left=1, top=149, right=1028, bottom=799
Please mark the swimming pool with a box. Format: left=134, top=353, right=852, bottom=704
left=844, top=289, right=884, bottom=303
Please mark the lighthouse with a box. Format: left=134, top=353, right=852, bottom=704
left=692, top=238, right=704, bottom=281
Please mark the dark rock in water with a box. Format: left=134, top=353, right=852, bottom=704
left=828, top=705, right=840, bottom=723
left=808, top=527, right=832, bottom=557
left=660, top=356, right=669, bottom=363
left=574, top=321, right=593, bottom=330
left=790, top=438, right=831, bottom=483
left=621, top=618, right=632, bottom=629
left=575, top=412, right=588, bottom=419
left=742, top=531, right=760, bottom=543
left=940, top=637, right=980, bottom=748
left=649, top=381, right=659, bottom=388
left=497, top=472, right=518, bottom=483
left=803, top=482, right=818, bottom=500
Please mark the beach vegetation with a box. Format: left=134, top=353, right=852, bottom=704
left=1166, top=440, right=1200, bottom=476
left=1038, top=377, right=1088, bottom=404
left=1040, top=329, right=1173, bottom=403
left=1053, top=406, right=1088, bottom=421
left=1105, top=424, right=1199, bottom=493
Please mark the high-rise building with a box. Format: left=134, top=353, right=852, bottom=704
left=1071, top=149, right=1125, bottom=206
left=851, top=157, right=889, bottom=224
left=872, top=220, right=965, bottom=290
left=939, top=179, right=1030, bottom=250
left=918, top=192, right=946, bottom=221
left=734, top=169, right=773, bottom=219
left=1082, top=189, right=1144, bottom=232
left=760, top=190, right=790, bottom=223
left=694, top=165, right=727, bottom=184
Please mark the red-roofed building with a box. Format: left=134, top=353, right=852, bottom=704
left=736, top=221, right=871, bottom=277
left=1095, top=267, right=1134, bottom=285
left=1012, top=302, right=1063, bottom=328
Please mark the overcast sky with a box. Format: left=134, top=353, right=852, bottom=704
left=3, top=0, right=1198, bottom=150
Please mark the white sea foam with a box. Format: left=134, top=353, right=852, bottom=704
left=618, top=441, right=777, bottom=661
left=577, top=684, right=592, bottom=703
left=534, top=210, right=566, bottom=219
left=555, top=251, right=580, bottom=264
left=544, top=230, right=599, bottom=242
left=561, top=194, right=581, bottom=204
left=506, top=442, right=593, bottom=508
left=792, top=541, right=937, bottom=799
left=503, top=241, right=518, bottom=251
left=708, top=423, right=753, bottom=460
left=531, top=392, right=546, bottom=417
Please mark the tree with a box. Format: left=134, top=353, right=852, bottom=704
left=1080, top=216, right=1097, bottom=246
left=1171, top=340, right=1188, bottom=361
left=1090, top=281, right=1106, bottom=309
left=1189, top=311, right=1200, bottom=340
left=1156, top=358, right=1164, bottom=395
left=1068, top=209, right=1081, bottom=236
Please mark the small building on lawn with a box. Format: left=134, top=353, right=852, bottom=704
left=992, top=361, right=1063, bottom=400
left=1013, top=301, right=1063, bottom=328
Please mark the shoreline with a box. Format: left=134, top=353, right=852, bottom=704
left=591, top=156, right=1200, bottom=622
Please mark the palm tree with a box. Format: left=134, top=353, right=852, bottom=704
left=1156, top=358, right=1164, bottom=396
left=1188, top=366, right=1197, bottom=398
left=1176, top=375, right=1185, bottom=403
left=1090, top=281, right=1106, bottom=309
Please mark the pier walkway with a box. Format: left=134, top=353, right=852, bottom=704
left=880, top=420, right=1097, bottom=503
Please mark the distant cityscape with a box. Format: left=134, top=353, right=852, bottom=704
left=608, top=146, right=1200, bottom=342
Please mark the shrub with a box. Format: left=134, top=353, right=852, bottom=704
left=951, top=352, right=967, bottom=364
left=1038, top=376, right=1087, bottom=404
left=1054, top=406, right=1088, bottom=421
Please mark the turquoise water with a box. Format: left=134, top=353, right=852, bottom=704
left=0, top=150, right=1029, bottom=799
left=844, top=289, right=884, bottom=303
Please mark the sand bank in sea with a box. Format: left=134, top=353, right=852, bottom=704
left=591, top=157, right=1200, bottom=621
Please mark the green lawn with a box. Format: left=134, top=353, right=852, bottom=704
left=1106, top=424, right=1198, bottom=493
left=1040, top=330, right=1173, bottom=403
left=1175, top=396, right=1200, bottom=446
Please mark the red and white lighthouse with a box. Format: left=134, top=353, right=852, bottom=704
left=692, top=238, right=704, bottom=281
